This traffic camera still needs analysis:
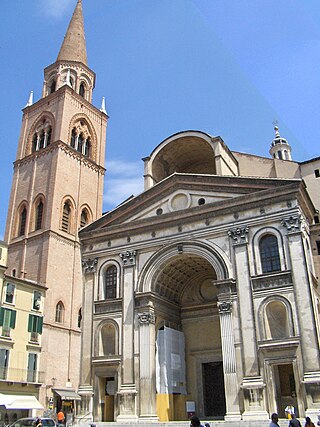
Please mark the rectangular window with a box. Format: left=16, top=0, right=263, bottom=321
left=33, top=291, right=41, bottom=311
left=5, top=283, right=15, bottom=304
left=0, top=307, right=16, bottom=337
left=315, top=169, right=320, bottom=178
left=317, top=241, right=320, bottom=256
left=28, top=314, right=43, bottom=342
left=0, top=349, right=9, bottom=380
left=315, top=215, right=320, bottom=224
left=27, top=353, right=37, bottom=382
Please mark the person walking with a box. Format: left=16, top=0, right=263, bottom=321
left=190, top=415, right=204, bottom=427
left=270, top=413, right=280, bottom=427
left=57, top=411, right=65, bottom=426
left=289, top=414, right=302, bottom=427
left=305, top=417, right=315, bottom=427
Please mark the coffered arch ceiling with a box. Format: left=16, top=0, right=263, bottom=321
left=153, top=254, right=218, bottom=305
left=152, top=136, right=216, bottom=183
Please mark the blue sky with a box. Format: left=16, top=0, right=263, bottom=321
left=1, top=0, right=320, bottom=239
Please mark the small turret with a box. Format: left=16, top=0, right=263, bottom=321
left=269, top=124, right=292, bottom=161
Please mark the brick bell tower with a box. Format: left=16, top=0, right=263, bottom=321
left=4, top=0, right=107, bottom=406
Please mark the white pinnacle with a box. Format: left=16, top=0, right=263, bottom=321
left=25, top=91, right=34, bottom=107
left=100, top=97, right=107, bottom=114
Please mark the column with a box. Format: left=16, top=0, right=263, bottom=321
left=228, top=226, right=268, bottom=420
left=138, top=312, right=158, bottom=421
left=77, top=257, right=97, bottom=423
left=117, top=250, right=138, bottom=421
left=282, top=214, right=320, bottom=419
left=216, top=295, right=241, bottom=421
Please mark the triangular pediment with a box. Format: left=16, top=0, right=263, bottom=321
left=81, top=173, right=308, bottom=236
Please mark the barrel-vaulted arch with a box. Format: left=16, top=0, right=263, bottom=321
left=137, top=241, right=231, bottom=302
left=147, top=131, right=217, bottom=184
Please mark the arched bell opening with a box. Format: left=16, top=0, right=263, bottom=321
left=151, top=253, right=226, bottom=421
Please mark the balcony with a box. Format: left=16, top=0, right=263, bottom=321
left=251, top=270, right=292, bottom=292
left=0, top=367, right=45, bottom=384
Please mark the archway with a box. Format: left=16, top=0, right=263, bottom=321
left=148, top=251, right=226, bottom=420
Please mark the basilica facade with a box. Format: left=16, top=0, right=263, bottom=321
left=79, top=130, right=320, bottom=422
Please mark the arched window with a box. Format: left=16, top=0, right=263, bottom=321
left=46, top=127, right=52, bottom=146
left=100, top=323, right=116, bottom=356
left=265, top=301, right=289, bottom=339
left=61, top=201, right=71, bottom=233
left=31, top=120, right=52, bottom=153
left=35, top=200, right=43, bottom=231
left=259, top=234, right=281, bottom=273
left=70, top=122, right=92, bottom=158
left=84, top=138, right=91, bottom=157
left=80, top=209, right=89, bottom=228
left=71, top=128, right=76, bottom=149
left=19, top=207, right=27, bottom=236
left=55, top=301, right=64, bottom=323
left=105, top=266, right=117, bottom=299
left=49, top=80, right=56, bottom=94
left=39, top=131, right=45, bottom=149
left=79, top=83, right=85, bottom=98
left=32, top=134, right=38, bottom=153
left=278, top=150, right=282, bottom=160
left=78, top=133, right=83, bottom=153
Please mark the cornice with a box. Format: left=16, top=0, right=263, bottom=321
left=3, top=274, right=48, bottom=290
left=81, top=180, right=305, bottom=242
left=14, top=140, right=105, bottom=175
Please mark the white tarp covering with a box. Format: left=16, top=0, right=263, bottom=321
left=156, top=326, right=186, bottom=394
left=0, top=394, right=43, bottom=409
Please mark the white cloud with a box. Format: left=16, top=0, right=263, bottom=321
left=39, top=0, right=74, bottom=19
left=103, top=159, right=144, bottom=210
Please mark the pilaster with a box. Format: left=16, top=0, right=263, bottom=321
left=77, top=258, right=98, bottom=422
left=228, top=226, right=268, bottom=420
left=138, top=312, right=158, bottom=421
left=117, top=250, right=138, bottom=421
left=282, top=214, right=320, bottom=414
left=216, top=286, right=241, bottom=421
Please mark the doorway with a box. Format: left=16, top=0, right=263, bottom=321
left=202, top=362, right=226, bottom=418
left=274, top=364, right=298, bottom=418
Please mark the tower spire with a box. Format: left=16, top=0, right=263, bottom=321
left=57, top=0, right=87, bottom=65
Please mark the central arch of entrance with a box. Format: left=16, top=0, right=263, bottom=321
left=137, top=242, right=237, bottom=421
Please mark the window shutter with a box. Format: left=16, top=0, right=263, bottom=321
left=10, top=310, right=16, bottom=329
left=37, top=316, right=43, bottom=334
left=28, top=314, right=34, bottom=332
left=0, top=308, right=4, bottom=326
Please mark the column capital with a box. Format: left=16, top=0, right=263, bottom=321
left=82, top=258, right=98, bottom=274
left=137, top=312, right=155, bottom=325
left=120, top=250, right=137, bottom=267
left=281, top=214, right=304, bottom=233
left=228, top=225, right=249, bottom=245
left=217, top=301, right=232, bottom=314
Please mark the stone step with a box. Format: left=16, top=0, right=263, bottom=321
left=74, top=419, right=303, bottom=427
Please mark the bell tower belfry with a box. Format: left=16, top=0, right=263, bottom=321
left=4, top=0, right=107, bottom=404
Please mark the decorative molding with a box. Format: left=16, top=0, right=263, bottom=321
left=228, top=226, right=249, bottom=245
left=119, top=250, right=137, bottom=267
left=217, top=301, right=232, bottom=314
left=137, top=312, right=155, bottom=324
left=251, top=271, right=292, bottom=291
left=82, top=258, right=98, bottom=273
left=281, top=215, right=303, bottom=233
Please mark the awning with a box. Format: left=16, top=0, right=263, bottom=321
left=0, top=394, right=43, bottom=410
left=53, top=389, right=81, bottom=401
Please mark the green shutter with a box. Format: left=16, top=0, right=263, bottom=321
left=37, top=317, right=43, bottom=334
left=0, top=308, right=4, bottom=327
left=10, top=310, right=16, bottom=329
left=28, top=314, right=34, bottom=332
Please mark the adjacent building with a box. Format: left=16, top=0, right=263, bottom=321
left=79, top=129, right=320, bottom=422
left=0, top=240, right=45, bottom=424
